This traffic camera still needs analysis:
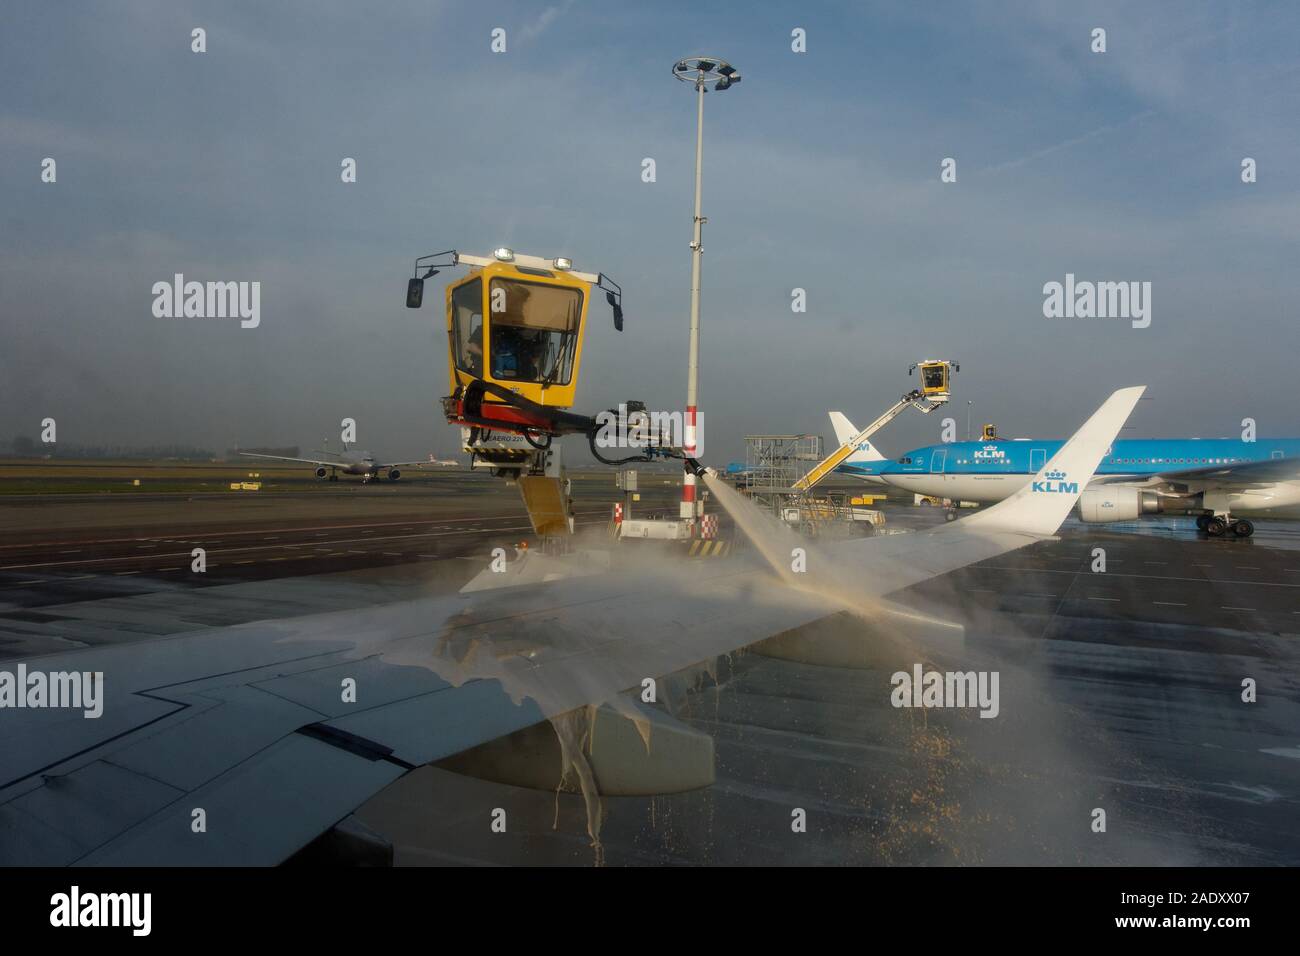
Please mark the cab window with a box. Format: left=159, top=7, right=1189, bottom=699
left=487, top=278, right=583, bottom=385
left=450, top=279, right=483, bottom=378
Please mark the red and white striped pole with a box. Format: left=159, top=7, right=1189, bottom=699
left=673, top=57, right=738, bottom=534
left=681, top=405, right=698, bottom=524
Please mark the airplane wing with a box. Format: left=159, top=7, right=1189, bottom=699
left=0, top=387, right=1143, bottom=865
left=1152, top=456, right=1299, bottom=486
left=238, top=452, right=340, bottom=467
left=381, top=461, right=437, bottom=469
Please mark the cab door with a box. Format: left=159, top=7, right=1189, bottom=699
left=930, top=449, right=947, bottom=474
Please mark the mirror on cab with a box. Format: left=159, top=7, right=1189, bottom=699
left=406, top=277, right=424, bottom=309
left=606, top=291, right=623, bottom=331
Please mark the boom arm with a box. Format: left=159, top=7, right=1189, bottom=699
left=792, top=389, right=938, bottom=492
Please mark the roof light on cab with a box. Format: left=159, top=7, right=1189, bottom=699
left=493, top=247, right=515, bottom=262
left=552, top=257, right=573, bottom=271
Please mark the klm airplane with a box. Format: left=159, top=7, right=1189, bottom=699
left=828, top=413, right=1300, bottom=538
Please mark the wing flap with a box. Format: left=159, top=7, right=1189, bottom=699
left=79, top=734, right=406, bottom=866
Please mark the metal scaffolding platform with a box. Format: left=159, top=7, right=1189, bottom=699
left=740, top=434, right=881, bottom=538
left=742, top=434, right=822, bottom=510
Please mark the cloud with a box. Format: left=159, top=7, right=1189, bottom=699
left=517, top=0, right=576, bottom=45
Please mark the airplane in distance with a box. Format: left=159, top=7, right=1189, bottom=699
left=240, top=444, right=429, bottom=482
left=828, top=413, right=1300, bottom=538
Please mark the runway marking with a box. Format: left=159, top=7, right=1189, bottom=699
left=417, top=554, right=438, bottom=559
left=1153, top=601, right=1186, bottom=607
left=1237, top=566, right=1260, bottom=570
left=0, top=511, right=606, bottom=551
left=159, top=567, right=181, bottom=571
left=59, top=550, right=81, bottom=554
left=976, top=565, right=1300, bottom=590
left=0, top=520, right=601, bottom=573
left=382, top=552, right=401, bottom=556
left=114, top=570, right=141, bottom=576
left=1088, top=597, right=1120, bottom=602
left=1028, top=593, right=1058, bottom=598
left=234, top=560, right=255, bottom=565
left=1222, top=606, right=1255, bottom=611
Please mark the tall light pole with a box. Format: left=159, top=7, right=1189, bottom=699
left=673, top=56, right=741, bottom=528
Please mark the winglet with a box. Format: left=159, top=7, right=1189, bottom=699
left=961, top=386, right=1145, bottom=536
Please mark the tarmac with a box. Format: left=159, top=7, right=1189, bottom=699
left=2, top=476, right=1297, bottom=865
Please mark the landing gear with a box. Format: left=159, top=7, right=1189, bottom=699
left=944, top=510, right=957, bottom=522
left=1199, top=514, right=1254, bottom=538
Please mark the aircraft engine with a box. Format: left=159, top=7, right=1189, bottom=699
left=315, top=466, right=329, bottom=480
left=388, top=468, right=401, bottom=481
left=1077, top=486, right=1161, bottom=522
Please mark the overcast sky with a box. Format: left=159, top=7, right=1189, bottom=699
left=2, top=1, right=1298, bottom=462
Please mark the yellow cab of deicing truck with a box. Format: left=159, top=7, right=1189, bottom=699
left=442, top=251, right=596, bottom=418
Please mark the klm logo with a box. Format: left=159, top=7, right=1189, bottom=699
left=1032, top=469, right=1078, bottom=494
